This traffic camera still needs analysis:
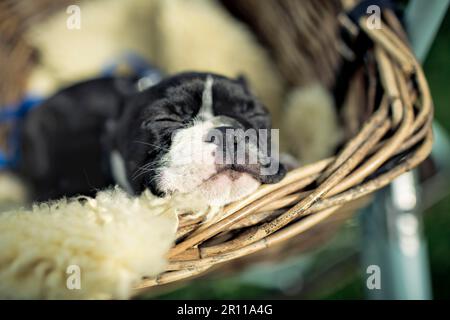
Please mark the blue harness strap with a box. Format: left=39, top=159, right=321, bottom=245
left=0, top=95, right=43, bottom=170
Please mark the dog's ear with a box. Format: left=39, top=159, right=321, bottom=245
left=236, top=74, right=250, bottom=90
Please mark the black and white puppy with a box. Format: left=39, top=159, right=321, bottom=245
left=19, top=72, right=286, bottom=205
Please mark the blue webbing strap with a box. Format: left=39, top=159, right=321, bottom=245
left=0, top=95, right=43, bottom=169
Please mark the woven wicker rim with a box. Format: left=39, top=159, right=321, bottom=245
left=0, top=1, right=433, bottom=293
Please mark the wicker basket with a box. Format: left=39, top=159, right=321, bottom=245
left=0, top=0, right=434, bottom=293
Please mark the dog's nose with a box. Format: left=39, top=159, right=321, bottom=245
left=204, top=125, right=286, bottom=184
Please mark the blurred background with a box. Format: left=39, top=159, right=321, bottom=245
left=0, top=0, right=448, bottom=300
left=146, top=6, right=450, bottom=300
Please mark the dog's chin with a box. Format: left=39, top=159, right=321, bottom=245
left=159, top=169, right=260, bottom=207
left=197, top=170, right=261, bottom=206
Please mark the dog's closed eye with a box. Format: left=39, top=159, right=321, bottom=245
left=141, top=115, right=183, bottom=130
left=153, top=115, right=183, bottom=123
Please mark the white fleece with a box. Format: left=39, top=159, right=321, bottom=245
left=0, top=188, right=182, bottom=299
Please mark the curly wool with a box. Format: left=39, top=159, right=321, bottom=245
left=0, top=188, right=180, bottom=299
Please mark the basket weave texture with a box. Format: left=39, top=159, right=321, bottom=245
left=0, top=0, right=434, bottom=292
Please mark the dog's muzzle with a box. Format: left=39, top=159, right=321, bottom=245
left=205, top=123, right=286, bottom=184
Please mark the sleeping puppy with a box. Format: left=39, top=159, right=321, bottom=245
left=19, top=72, right=286, bottom=205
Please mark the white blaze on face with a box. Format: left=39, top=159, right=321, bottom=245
left=158, top=76, right=260, bottom=206
left=198, top=75, right=214, bottom=120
